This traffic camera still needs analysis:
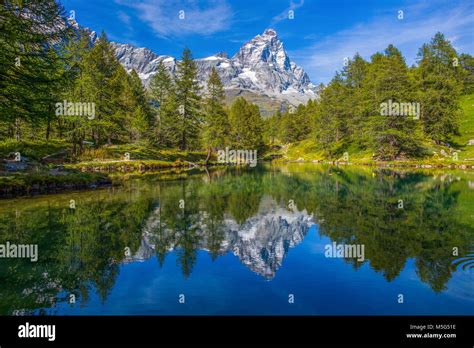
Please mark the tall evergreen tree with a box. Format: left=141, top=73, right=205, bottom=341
left=264, top=110, right=282, bottom=146
left=0, top=0, right=71, bottom=140
left=149, top=61, right=174, bottom=145
left=125, top=69, right=152, bottom=142
left=85, top=31, right=126, bottom=147
left=459, top=53, right=474, bottom=95
left=202, top=67, right=229, bottom=164
left=60, top=31, right=93, bottom=154
left=175, top=48, right=201, bottom=150
left=280, top=104, right=312, bottom=143
left=362, top=45, right=424, bottom=159
left=228, top=97, right=263, bottom=150
left=416, top=33, right=461, bottom=143
left=314, top=73, right=351, bottom=156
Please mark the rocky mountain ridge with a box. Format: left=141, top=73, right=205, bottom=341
left=112, top=28, right=318, bottom=107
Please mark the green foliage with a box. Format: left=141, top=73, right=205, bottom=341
left=0, top=139, right=68, bottom=161
left=415, top=33, right=462, bottom=143
left=228, top=97, right=264, bottom=150
left=452, top=93, right=474, bottom=160
left=263, top=110, right=281, bottom=145
left=201, top=67, right=229, bottom=152
left=175, top=48, right=201, bottom=150
left=126, top=70, right=153, bottom=141
left=314, top=73, right=353, bottom=156
left=280, top=104, right=313, bottom=143
left=361, top=45, right=425, bottom=160
left=1, top=165, right=473, bottom=312
left=459, top=53, right=474, bottom=94
left=149, top=60, right=177, bottom=146
left=0, top=2, right=470, bottom=166
left=0, top=0, right=72, bottom=140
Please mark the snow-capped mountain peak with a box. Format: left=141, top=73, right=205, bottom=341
left=233, top=28, right=290, bottom=71
left=107, top=27, right=317, bottom=106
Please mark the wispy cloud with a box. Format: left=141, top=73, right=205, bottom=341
left=116, top=0, right=233, bottom=38
left=117, top=10, right=131, bottom=27
left=290, top=0, right=474, bottom=83
left=271, top=0, right=304, bottom=26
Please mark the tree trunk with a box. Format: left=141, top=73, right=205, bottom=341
left=15, top=118, right=21, bottom=141
left=46, top=118, right=51, bottom=140
left=57, top=119, right=63, bottom=139
left=205, top=147, right=212, bottom=166
left=181, top=130, right=186, bottom=151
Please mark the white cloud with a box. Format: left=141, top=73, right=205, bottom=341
left=271, top=0, right=304, bottom=26
left=117, top=11, right=131, bottom=27
left=290, top=1, right=474, bottom=84
left=116, top=0, right=232, bottom=38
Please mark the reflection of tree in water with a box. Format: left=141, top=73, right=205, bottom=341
left=199, top=183, right=226, bottom=261
left=261, top=166, right=472, bottom=292
left=148, top=168, right=264, bottom=276
left=0, top=184, right=153, bottom=314
left=0, top=165, right=473, bottom=314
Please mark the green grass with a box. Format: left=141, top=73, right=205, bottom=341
left=0, top=139, right=70, bottom=162
left=282, top=139, right=324, bottom=161
left=66, top=159, right=196, bottom=171
left=77, top=143, right=208, bottom=163
left=0, top=170, right=110, bottom=197
left=279, top=93, right=474, bottom=167
left=453, top=93, right=474, bottom=161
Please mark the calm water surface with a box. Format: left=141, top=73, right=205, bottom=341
left=0, top=164, right=473, bottom=315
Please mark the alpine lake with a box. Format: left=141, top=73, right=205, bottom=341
left=0, top=163, right=473, bottom=315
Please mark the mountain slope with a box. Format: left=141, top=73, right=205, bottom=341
left=112, top=28, right=318, bottom=109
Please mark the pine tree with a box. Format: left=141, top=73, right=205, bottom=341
left=459, top=53, right=474, bottom=94
left=126, top=69, right=152, bottom=142
left=415, top=33, right=461, bottom=143
left=264, top=110, right=282, bottom=146
left=362, top=45, right=424, bottom=160
left=280, top=104, right=312, bottom=143
left=158, top=90, right=181, bottom=147
left=149, top=61, right=174, bottom=145
left=314, top=73, right=351, bottom=156
left=175, top=48, right=201, bottom=150
left=0, top=0, right=71, bottom=140
left=149, top=61, right=173, bottom=106
left=202, top=67, right=229, bottom=164
left=60, top=30, right=94, bottom=154
left=342, top=53, right=368, bottom=89
left=459, top=53, right=474, bottom=95
left=228, top=97, right=263, bottom=150
left=86, top=31, right=125, bottom=146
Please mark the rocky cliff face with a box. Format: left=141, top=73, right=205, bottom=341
left=112, top=28, right=317, bottom=106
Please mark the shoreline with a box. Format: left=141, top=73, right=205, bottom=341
left=2, top=158, right=474, bottom=199
left=280, top=158, right=474, bottom=170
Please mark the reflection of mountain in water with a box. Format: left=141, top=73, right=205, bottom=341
left=3, top=166, right=474, bottom=315
left=131, top=196, right=314, bottom=279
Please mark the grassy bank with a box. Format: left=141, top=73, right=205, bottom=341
left=0, top=171, right=111, bottom=198
left=1, top=93, right=474, bottom=198
left=0, top=141, right=212, bottom=197
left=276, top=93, right=474, bottom=168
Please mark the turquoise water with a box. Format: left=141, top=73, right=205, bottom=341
left=0, top=164, right=473, bottom=315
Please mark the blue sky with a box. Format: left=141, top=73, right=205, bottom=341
left=60, top=0, right=474, bottom=84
